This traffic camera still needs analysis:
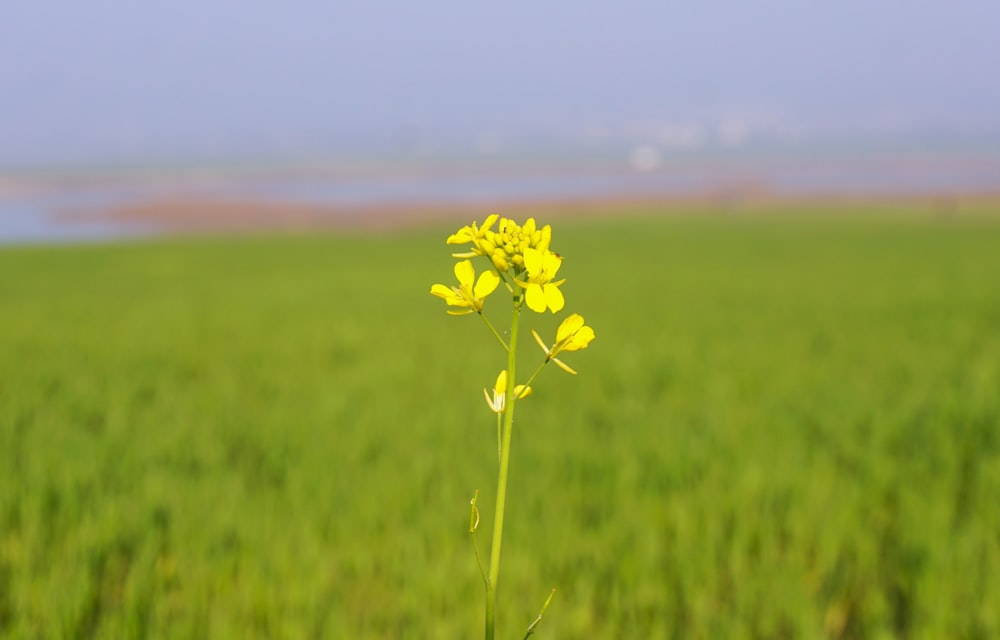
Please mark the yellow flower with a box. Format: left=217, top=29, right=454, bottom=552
left=430, top=260, right=500, bottom=315
left=483, top=370, right=532, bottom=413
left=447, top=214, right=499, bottom=258
left=531, top=313, right=595, bottom=374
left=518, top=247, right=566, bottom=313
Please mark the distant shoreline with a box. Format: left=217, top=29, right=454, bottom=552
left=3, top=149, right=1000, bottom=242
left=56, top=190, right=1000, bottom=238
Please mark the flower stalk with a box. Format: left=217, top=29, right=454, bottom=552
left=484, top=293, right=521, bottom=639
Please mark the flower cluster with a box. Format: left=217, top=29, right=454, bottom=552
left=440, top=214, right=566, bottom=313
left=432, top=214, right=595, bottom=379
left=447, top=214, right=551, bottom=273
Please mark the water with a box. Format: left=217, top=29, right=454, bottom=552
left=3, top=151, right=999, bottom=244
left=0, top=184, right=160, bottom=244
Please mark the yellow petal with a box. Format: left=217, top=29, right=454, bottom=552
left=475, top=270, right=500, bottom=298
left=523, top=247, right=542, bottom=275
left=484, top=386, right=503, bottom=413
left=431, top=284, right=466, bottom=307
left=544, top=284, right=565, bottom=313
left=447, top=226, right=474, bottom=244
left=542, top=251, right=562, bottom=278
left=556, top=313, right=585, bottom=343
left=454, top=260, right=475, bottom=287
left=430, top=284, right=454, bottom=300
left=567, top=326, right=595, bottom=351
left=515, top=384, right=532, bottom=399
left=482, top=214, right=499, bottom=232
left=494, top=370, right=508, bottom=395
left=536, top=225, right=552, bottom=252
left=524, top=284, right=547, bottom=313
left=522, top=217, right=536, bottom=236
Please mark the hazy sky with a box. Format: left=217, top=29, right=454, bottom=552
left=2, top=1, right=998, bottom=167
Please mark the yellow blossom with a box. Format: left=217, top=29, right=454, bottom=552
left=430, top=260, right=500, bottom=315
left=518, top=247, right=566, bottom=313
left=531, top=313, right=595, bottom=374
left=483, top=370, right=532, bottom=413
left=447, top=214, right=499, bottom=258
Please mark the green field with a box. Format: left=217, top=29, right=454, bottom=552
left=2, top=203, right=1000, bottom=638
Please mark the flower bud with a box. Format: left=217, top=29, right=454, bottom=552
left=491, top=250, right=509, bottom=271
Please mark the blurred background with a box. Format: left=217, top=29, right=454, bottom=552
left=2, top=0, right=1000, bottom=241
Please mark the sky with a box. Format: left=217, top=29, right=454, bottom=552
left=2, top=1, right=999, bottom=169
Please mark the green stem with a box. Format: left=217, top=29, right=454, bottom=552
left=485, top=294, right=522, bottom=640
left=479, top=312, right=509, bottom=352
left=496, top=411, right=502, bottom=464
left=522, top=360, right=548, bottom=391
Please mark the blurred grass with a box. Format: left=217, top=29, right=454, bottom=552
left=1, top=203, right=999, bottom=638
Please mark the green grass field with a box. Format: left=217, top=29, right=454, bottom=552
left=2, top=202, right=1000, bottom=638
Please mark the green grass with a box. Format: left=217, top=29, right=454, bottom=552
left=2, top=203, right=1000, bottom=638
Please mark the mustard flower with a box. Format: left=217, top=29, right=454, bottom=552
left=531, top=313, right=595, bottom=374
left=447, top=214, right=499, bottom=258
left=430, top=260, right=500, bottom=315
left=518, top=247, right=566, bottom=313
left=483, top=370, right=532, bottom=413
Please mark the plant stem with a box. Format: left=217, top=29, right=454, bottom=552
left=496, top=412, right=502, bottom=464
left=485, top=294, right=521, bottom=640
left=479, top=312, right=509, bottom=352
left=523, top=360, right=548, bottom=391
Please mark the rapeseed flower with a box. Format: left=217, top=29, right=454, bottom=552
left=431, top=259, right=500, bottom=315
left=483, top=370, right=532, bottom=413
left=531, top=313, right=595, bottom=374
left=518, top=247, right=566, bottom=313
left=431, top=213, right=591, bottom=638
left=448, top=214, right=499, bottom=258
